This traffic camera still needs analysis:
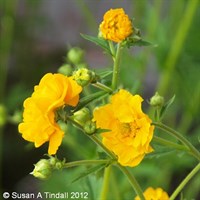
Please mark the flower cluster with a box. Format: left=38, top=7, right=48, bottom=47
left=99, top=8, right=133, bottom=42
left=18, top=73, right=82, bottom=155
left=93, top=89, right=154, bottom=167
left=134, top=187, right=169, bottom=200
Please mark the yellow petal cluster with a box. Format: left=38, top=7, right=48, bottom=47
left=18, top=73, right=82, bottom=155
left=93, top=89, right=154, bottom=167
left=135, top=187, right=169, bottom=200
left=99, top=8, right=133, bottom=43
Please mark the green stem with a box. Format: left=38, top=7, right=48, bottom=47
left=112, top=43, right=122, bottom=90
left=90, top=135, right=117, bottom=159
left=152, top=122, right=200, bottom=161
left=63, top=159, right=110, bottom=168
left=117, top=164, right=145, bottom=200
left=108, top=41, right=116, bottom=58
left=92, top=82, right=113, bottom=93
left=153, top=136, right=189, bottom=151
left=170, top=163, right=200, bottom=200
left=99, top=165, right=112, bottom=200
left=65, top=116, right=144, bottom=199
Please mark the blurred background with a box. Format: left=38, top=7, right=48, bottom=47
left=1, top=0, right=200, bottom=199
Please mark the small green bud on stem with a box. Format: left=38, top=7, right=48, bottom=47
left=73, top=68, right=97, bottom=86
left=67, top=47, right=84, bottom=65
left=58, top=64, right=73, bottom=76
left=150, top=92, right=164, bottom=107
left=84, top=121, right=96, bottom=135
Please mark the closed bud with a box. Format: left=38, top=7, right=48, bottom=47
left=84, top=120, right=96, bottom=135
left=67, top=47, right=84, bottom=64
left=72, top=108, right=91, bottom=127
left=73, top=68, right=96, bottom=86
left=30, top=159, right=52, bottom=180
left=150, top=92, right=164, bottom=107
left=58, top=64, right=73, bottom=76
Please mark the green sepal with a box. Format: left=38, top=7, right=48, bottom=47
left=159, top=95, right=176, bottom=119
left=80, top=33, right=112, bottom=55
left=70, top=163, right=107, bottom=185
left=95, top=128, right=110, bottom=134
left=121, top=35, right=153, bottom=48
left=74, top=91, right=108, bottom=112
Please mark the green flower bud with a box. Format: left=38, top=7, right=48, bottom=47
left=73, top=68, right=96, bottom=86
left=30, top=159, right=52, bottom=180
left=84, top=120, right=96, bottom=135
left=55, top=161, right=65, bottom=170
left=9, top=110, right=22, bottom=124
left=58, top=64, right=73, bottom=76
left=72, top=108, right=91, bottom=126
left=0, top=104, right=7, bottom=127
left=67, top=47, right=84, bottom=64
left=49, top=156, right=65, bottom=170
left=150, top=92, right=164, bottom=107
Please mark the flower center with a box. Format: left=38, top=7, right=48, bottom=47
left=120, top=121, right=141, bottom=138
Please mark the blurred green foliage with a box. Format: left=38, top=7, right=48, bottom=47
left=1, top=0, right=200, bottom=199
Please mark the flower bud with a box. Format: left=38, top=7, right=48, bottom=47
left=72, top=108, right=91, bottom=127
left=0, top=104, right=7, bottom=127
left=30, top=159, right=52, bottom=180
left=73, top=68, right=96, bottom=86
left=9, top=110, right=22, bottom=124
left=67, top=47, right=84, bottom=64
left=150, top=92, right=164, bottom=107
left=58, top=64, right=73, bottom=76
left=84, top=120, right=96, bottom=135
left=49, top=156, right=65, bottom=170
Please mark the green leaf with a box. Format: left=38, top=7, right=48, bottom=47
left=146, top=148, right=176, bottom=159
left=122, top=35, right=154, bottom=48
left=74, top=91, right=108, bottom=111
left=97, top=70, right=112, bottom=79
left=159, top=95, right=176, bottom=119
left=70, top=164, right=107, bottom=184
left=80, top=33, right=112, bottom=55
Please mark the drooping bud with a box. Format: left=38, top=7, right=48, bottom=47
left=73, top=68, right=96, bottom=86
left=30, top=156, right=66, bottom=180
left=67, top=47, right=84, bottom=65
left=84, top=120, right=96, bottom=135
left=150, top=92, right=164, bottom=107
left=30, top=159, right=52, bottom=180
left=72, top=108, right=91, bottom=127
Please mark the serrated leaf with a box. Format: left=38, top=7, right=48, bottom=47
left=74, top=91, right=108, bottom=111
left=81, top=33, right=112, bottom=55
left=70, top=164, right=107, bottom=185
left=159, top=95, right=176, bottom=119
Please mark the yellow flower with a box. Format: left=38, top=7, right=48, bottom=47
left=18, top=73, right=82, bottom=155
left=134, top=187, right=169, bottom=200
left=93, top=89, right=154, bottom=167
left=99, top=8, right=133, bottom=43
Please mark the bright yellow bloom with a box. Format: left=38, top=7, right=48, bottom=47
left=18, top=73, right=82, bottom=155
left=99, top=8, right=133, bottom=43
left=93, top=89, right=154, bottom=167
left=135, top=187, right=169, bottom=200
